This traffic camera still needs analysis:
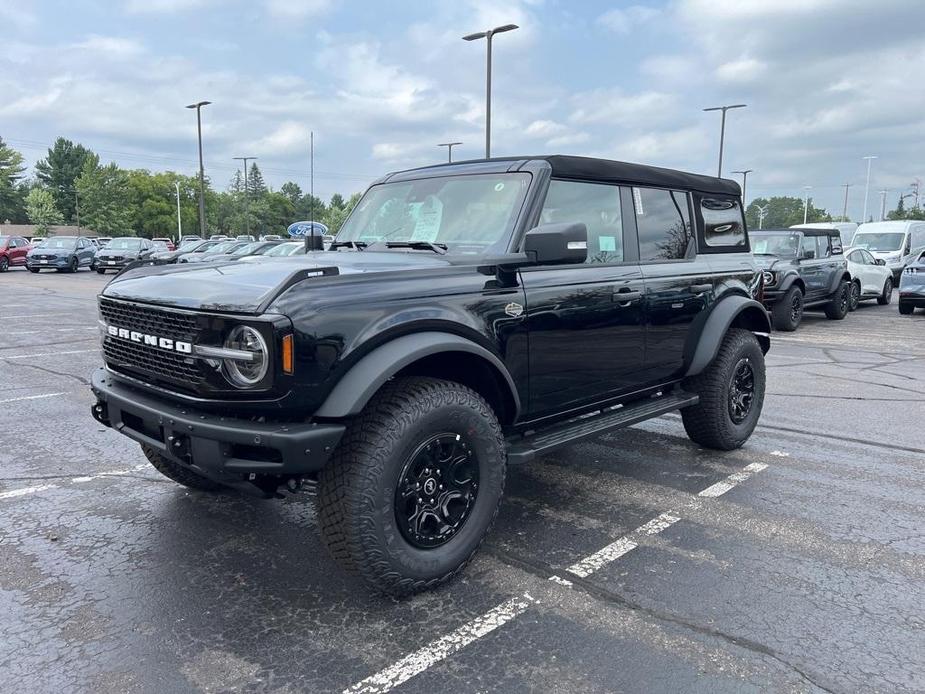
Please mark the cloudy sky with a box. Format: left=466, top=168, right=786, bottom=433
left=1, top=0, right=923, bottom=217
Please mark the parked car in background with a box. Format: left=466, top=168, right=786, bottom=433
left=94, top=237, right=157, bottom=274
left=179, top=240, right=250, bottom=263
left=249, top=241, right=309, bottom=258
left=899, top=249, right=925, bottom=315
left=152, top=238, right=225, bottom=263
left=844, top=246, right=894, bottom=310
left=792, top=222, right=858, bottom=249
left=852, top=221, right=925, bottom=282
left=178, top=235, right=201, bottom=246
left=208, top=234, right=229, bottom=241
left=96, top=237, right=113, bottom=248
left=752, top=228, right=851, bottom=330
left=0, top=235, right=32, bottom=272
left=30, top=237, right=46, bottom=247
left=235, top=235, right=256, bottom=242
left=152, top=237, right=176, bottom=251
left=191, top=240, right=284, bottom=264
left=260, top=234, right=283, bottom=241
left=26, top=236, right=97, bottom=273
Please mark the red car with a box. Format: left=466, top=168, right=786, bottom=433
left=152, top=237, right=176, bottom=251
left=0, top=235, right=32, bottom=272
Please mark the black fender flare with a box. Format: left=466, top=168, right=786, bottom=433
left=685, top=296, right=770, bottom=378
left=777, top=272, right=803, bottom=294
left=314, top=331, right=521, bottom=419
left=827, top=269, right=852, bottom=293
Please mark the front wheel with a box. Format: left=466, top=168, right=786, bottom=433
left=96, top=268, right=106, bottom=274
left=28, top=267, right=40, bottom=273
left=67, top=256, right=78, bottom=273
left=899, top=301, right=914, bottom=315
left=0, top=257, right=8, bottom=272
left=824, top=281, right=850, bottom=319
left=848, top=281, right=860, bottom=311
left=771, top=286, right=803, bottom=331
left=317, top=377, right=506, bottom=596
left=877, top=278, right=893, bottom=305
left=681, top=329, right=766, bottom=451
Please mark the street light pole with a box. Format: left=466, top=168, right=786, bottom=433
left=463, top=24, right=518, bottom=159
left=233, top=156, right=256, bottom=237
left=841, top=183, right=852, bottom=222
left=703, top=104, right=746, bottom=177
left=879, top=190, right=888, bottom=221
left=174, top=181, right=183, bottom=239
left=74, top=190, right=80, bottom=235
left=756, top=204, right=768, bottom=229
left=186, top=100, right=211, bottom=236
left=731, top=169, right=753, bottom=203
left=861, top=155, right=877, bottom=223
left=437, top=142, right=463, bottom=163
left=803, top=186, right=812, bottom=224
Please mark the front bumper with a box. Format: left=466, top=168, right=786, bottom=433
left=27, top=256, right=68, bottom=269
left=760, top=287, right=785, bottom=308
left=90, top=368, right=345, bottom=481
left=95, top=258, right=131, bottom=270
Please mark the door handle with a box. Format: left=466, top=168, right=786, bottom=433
left=690, top=283, right=712, bottom=293
left=612, top=288, right=642, bottom=303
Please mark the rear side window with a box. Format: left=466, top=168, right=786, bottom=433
left=701, top=198, right=746, bottom=249
left=633, top=187, right=692, bottom=261
left=829, top=234, right=842, bottom=255
left=540, top=179, right=624, bottom=263
left=815, top=235, right=831, bottom=259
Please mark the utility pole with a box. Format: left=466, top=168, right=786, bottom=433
left=841, top=183, right=852, bottom=222
left=74, top=190, right=80, bottom=235
left=911, top=179, right=921, bottom=210
left=879, top=190, right=888, bottom=221
left=862, top=155, right=877, bottom=222
left=232, top=156, right=257, bottom=237
left=756, top=204, right=768, bottom=229
left=731, top=169, right=752, bottom=203
left=703, top=104, right=747, bottom=177
left=803, top=186, right=812, bottom=224
left=463, top=24, right=519, bottom=159
left=186, top=100, right=211, bottom=236
left=174, top=181, right=183, bottom=239
left=437, top=142, right=463, bottom=163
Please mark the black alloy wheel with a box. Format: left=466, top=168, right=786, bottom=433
left=0, top=256, right=8, bottom=272
left=68, top=256, right=78, bottom=273
left=395, top=433, right=480, bottom=549
left=848, top=281, right=861, bottom=311
left=790, top=291, right=803, bottom=324
left=728, top=358, right=756, bottom=424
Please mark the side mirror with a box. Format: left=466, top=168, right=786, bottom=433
left=523, top=222, right=588, bottom=265
left=875, top=258, right=885, bottom=266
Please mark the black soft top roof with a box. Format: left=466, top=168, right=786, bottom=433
left=754, top=228, right=838, bottom=237
left=387, top=155, right=741, bottom=197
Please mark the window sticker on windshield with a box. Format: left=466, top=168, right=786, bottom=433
left=632, top=187, right=644, bottom=215
left=598, top=236, right=616, bottom=252
left=410, top=195, right=443, bottom=242
left=494, top=182, right=505, bottom=192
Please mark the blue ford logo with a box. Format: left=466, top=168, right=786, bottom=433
left=287, top=221, right=329, bottom=238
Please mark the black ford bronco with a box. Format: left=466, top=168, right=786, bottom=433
left=751, top=228, right=851, bottom=331
left=90, top=156, right=770, bottom=595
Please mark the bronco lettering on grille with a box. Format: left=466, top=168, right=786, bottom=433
left=107, top=325, right=192, bottom=354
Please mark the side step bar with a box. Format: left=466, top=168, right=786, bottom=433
left=506, top=391, right=698, bottom=465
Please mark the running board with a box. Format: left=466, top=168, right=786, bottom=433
left=506, top=391, right=698, bottom=465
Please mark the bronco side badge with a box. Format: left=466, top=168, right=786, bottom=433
left=505, top=302, right=524, bottom=317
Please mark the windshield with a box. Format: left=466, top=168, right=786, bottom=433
left=107, top=238, right=143, bottom=250
left=852, top=232, right=905, bottom=252
left=335, top=173, right=531, bottom=254
left=264, top=242, right=305, bottom=256
left=751, top=233, right=801, bottom=258
left=230, top=242, right=263, bottom=256
left=42, top=237, right=78, bottom=250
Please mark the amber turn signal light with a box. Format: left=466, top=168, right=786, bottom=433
left=281, top=334, right=294, bottom=375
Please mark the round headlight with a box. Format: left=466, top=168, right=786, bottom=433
left=223, top=326, right=268, bottom=387
left=762, top=270, right=775, bottom=286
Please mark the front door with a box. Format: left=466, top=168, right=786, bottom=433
left=521, top=179, right=646, bottom=418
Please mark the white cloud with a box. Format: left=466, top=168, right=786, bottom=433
left=525, top=120, right=567, bottom=138
left=123, top=0, right=212, bottom=13
left=264, top=0, right=331, bottom=21
left=70, top=36, right=145, bottom=57
left=570, top=90, right=677, bottom=127
left=0, top=1, right=36, bottom=28
left=715, top=57, right=766, bottom=84
left=597, top=5, right=660, bottom=34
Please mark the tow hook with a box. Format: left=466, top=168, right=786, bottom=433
left=167, top=433, right=191, bottom=460
left=91, top=401, right=111, bottom=427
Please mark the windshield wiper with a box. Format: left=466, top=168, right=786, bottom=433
left=329, top=240, right=368, bottom=251
left=383, top=241, right=448, bottom=254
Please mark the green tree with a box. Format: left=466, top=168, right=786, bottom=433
left=34, top=138, right=97, bottom=223
left=25, top=187, right=63, bottom=234
left=324, top=192, right=361, bottom=233
left=247, top=162, right=267, bottom=196
left=0, top=136, right=26, bottom=222
left=75, top=160, right=134, bottom=236
left=745, top=196, right=831, bottom=229
left=280, top=181, right=302, bottom=204
left=295, top=193, right=327, bottom=223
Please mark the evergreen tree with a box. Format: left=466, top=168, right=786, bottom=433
left=247, top=162, right=267, bottom=196
left=75, top=160, right=134, bottom=236
left=280, top=181, right=302, bottom=204
left=34, top=138, right=97, bottom=223
left=25, top=187, right=63, bottom=234
left=0, top=136, right=26, bottom=223
left=229, top=170, right=245, bottom=195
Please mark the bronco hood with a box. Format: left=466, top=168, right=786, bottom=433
left=751, top=254, right=794, bottom=271
left=101, top=252, right=454, bottom=313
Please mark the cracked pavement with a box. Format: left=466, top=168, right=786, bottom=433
left=0, top=270, right=923, bottom=693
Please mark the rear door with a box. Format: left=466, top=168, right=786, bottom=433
left=9, top=237, right=27, bottom=265
left=799, top=234, right=826, bottom=298
left=632, top=186, right=713, bottom=383
left=521, top=179, right=646, bottom=417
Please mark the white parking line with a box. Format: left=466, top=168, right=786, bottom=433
left=0, top=484, right=55, bottom=499
left=566, top=512, right=680, bottom=579
left=698, top=462, right=768, bottom=498
left=344, top=593, right=536, bottom=694
left=2, top=349, right=98, bottom=360
left=0, top=465, right=149, bottom=500
left=0, top=392, right=66, bottom=405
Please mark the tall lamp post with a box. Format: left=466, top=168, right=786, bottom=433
left=463, top=24, right=518, bottom=159
left=173, top=181, right=182, bottom=239
left=878, top=190, right=888, bottom=221
left=703, top=103, right=746, bottom=177
left=437, top=142, right=463, bottom=163
left=731, top=169, right=753, bottom=204
left=186, top=100, right=211, bottom=236
left=861, top=155, right=877, bottom=223
left=232, top=156, right=257, bottom=237
left=803, top=186, right=812, bottom=224
left=841, top=183, right=852, bottom=222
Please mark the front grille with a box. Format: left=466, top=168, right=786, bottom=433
left=100, top=297, right=198, bottom=341
left=103, top=338, right=203, bottom=387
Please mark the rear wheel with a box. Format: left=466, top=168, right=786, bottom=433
left=848, top=281, right=860, bottom=311
left=681, top=329, right=766, bottom=451
left=877, top=277, right=893, bottom=305
left=317, top=377, right=506, bottom=596
left=771, top=286, right=803, bottom=331
left=824, top=281, right=850, bottom=320
left=140, top=444, right=225, bottom=492
left=899, top=301, right=914, bottom=315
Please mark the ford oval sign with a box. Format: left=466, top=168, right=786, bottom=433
left=287, top=221, right=329, bottom=238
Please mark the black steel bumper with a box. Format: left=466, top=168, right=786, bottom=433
left=90, top=368, right=345, bottom=481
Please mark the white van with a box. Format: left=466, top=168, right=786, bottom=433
left=791, top=222, right=858, bottom=248
left=851, top=221, right=925, bottom=280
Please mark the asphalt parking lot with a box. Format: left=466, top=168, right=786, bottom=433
left=1, top=268, right=923, bottom=693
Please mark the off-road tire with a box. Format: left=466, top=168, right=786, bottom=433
left=899, top=302, right=914, bottom=315
left=317, top=376, right=506, bottom=596
left=877, top=277, right=893, bottom=305
left=824, top=281, right=850, bottom=320
left=771, top=285, right=803, bottom=331
left=140, top=443, right=225, bottom=492
left=848, top=280, right=860, bottom=311
left=681, top=328, right=766, bottom=451
left=0, top=257, right=8, bottom=272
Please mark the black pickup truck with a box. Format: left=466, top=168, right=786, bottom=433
left=90, top=155, right=770, bottom=594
